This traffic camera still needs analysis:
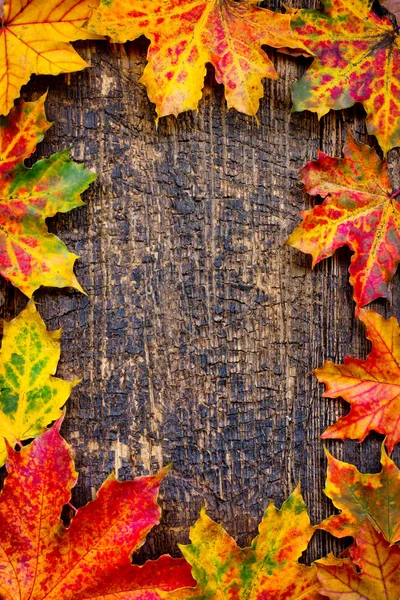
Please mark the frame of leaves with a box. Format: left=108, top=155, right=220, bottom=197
left=0, top=0, right=399, bottom=598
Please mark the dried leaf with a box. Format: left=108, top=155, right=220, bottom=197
left=0, top=301, right=76, bottom=467
left=287, top=134, right=399, bottom=308
left=315, top=308, right=400, bottom=453
left=318, top=521, right=400, bottom=599
left=0, top=0, right=99, bottom=116
left=0, top=421, right=195, bottom=599
left=289, top=0, right=400, bottom=153
left=321, top=445, right=400, bottom=543
left=88, top=0, right=307, bottom=119
left=162, top=487, right=323, bottom=599
left=0, top=95, right=96, bottom=296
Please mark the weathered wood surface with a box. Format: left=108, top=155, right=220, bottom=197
left=1, top=2, right=400, bottom=564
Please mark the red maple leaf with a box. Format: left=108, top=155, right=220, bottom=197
left=0, top=421, right=194, bottom=599
left=287, top=133, right=400, bottom=307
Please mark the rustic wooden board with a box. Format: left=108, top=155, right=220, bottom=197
left=1, top=2, right=399, bottom=564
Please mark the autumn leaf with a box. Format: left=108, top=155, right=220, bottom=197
left=161, top=487, right=323, bottom=600
left=0, top=300, right=76, bottom=467
left=320, top=445, right=400, bottom=543
left=0, top=95, right=96, bottom=296
left=315, top=308, right=400, bottom=453
left=318, top=521, right=400, bottom=599
left=0, top=0, right=100, bottom=116
left=0, top=420, right=195, bottom=599
left=87, top=0, right=307, bottom=119
left=287, top=133, right=400, bottom=308
left=289, top=0, right=400, bottom=154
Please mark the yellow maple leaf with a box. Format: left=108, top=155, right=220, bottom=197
left=88, top=0, right=307, bottom=119
left=0, top=301, right=77, bottom=466
left=0, top=0, right=99, bottom=116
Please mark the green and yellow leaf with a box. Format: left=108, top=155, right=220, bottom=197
left=0, top=301, right=76, bottom=466
left=0, top=95, right=96, bottom=295
left=162, top=487, right=323, bottom=599
left=321, top=445, right=400, bottom=543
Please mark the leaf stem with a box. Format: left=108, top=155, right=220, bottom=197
left=391, top=189, right=400, bottom=199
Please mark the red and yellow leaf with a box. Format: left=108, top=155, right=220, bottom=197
left=0, top=420, right=195, bottom=599
left=289, top=0, right=400, bottom=154
left=0, top=95, right=96, bottom=296
left=161, top=487, right=323, bottom=599
left=315, top=308, right=400, bottom=453
left=321, top=445, right=400, bottom=543
left=0, top=0, right=99, bottom=116
left=287, top=134, right=400, bottom=308
left=0, top=301, right=76, bottom=467
left=318, top=521, right=400, bottom=599
left=88, top=0, right=307, bottom=119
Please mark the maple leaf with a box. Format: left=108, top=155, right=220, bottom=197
left=0, top=0, right=100, bottom=116
left=160, top=487, right=323, bottom=600
left=289, top=0, right=400, bottom=154
left=0, top=95, right=96, bottom=296
left=287, top=133, right=400, bottom=308
left=315, top=308, right=400, bottom=453
left=317, top=521, right=400, bottom=599
left=320, top=445, right=400, bottom=543
left=0, top=300, right=76, bottom=467
left=0, top=420, right=195, bottom=599
left=87, top=0, right=307, bottom=119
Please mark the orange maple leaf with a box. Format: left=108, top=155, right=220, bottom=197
left=318, top=522, right=400, bottom=599
left=315, top=308, right=400, bottom=453
left=0, top=0, right=99, bottom=116
left=88, top=0, right=307, bottom=119
left=0, top=421, right=195, bottom=599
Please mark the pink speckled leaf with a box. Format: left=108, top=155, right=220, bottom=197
left=290, top=0, right=400, bottom=153
left=287, top=133, right=400, bottom=307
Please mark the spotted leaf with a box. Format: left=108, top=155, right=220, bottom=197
left=0, top=421, right=195, bottom=599
left=88, top=0, right=307, bottom=119
left=290, top=0, right=400, bottom=153
left=0, top=301, right=76, bottom=467
left=287, top=134, right=400, bottom=307
left=161, top=487, right=323, bottom=599
left=0, top=95, right=96, bottom=296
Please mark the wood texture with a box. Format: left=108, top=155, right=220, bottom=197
left=1, top=1, right=400, bottom=565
